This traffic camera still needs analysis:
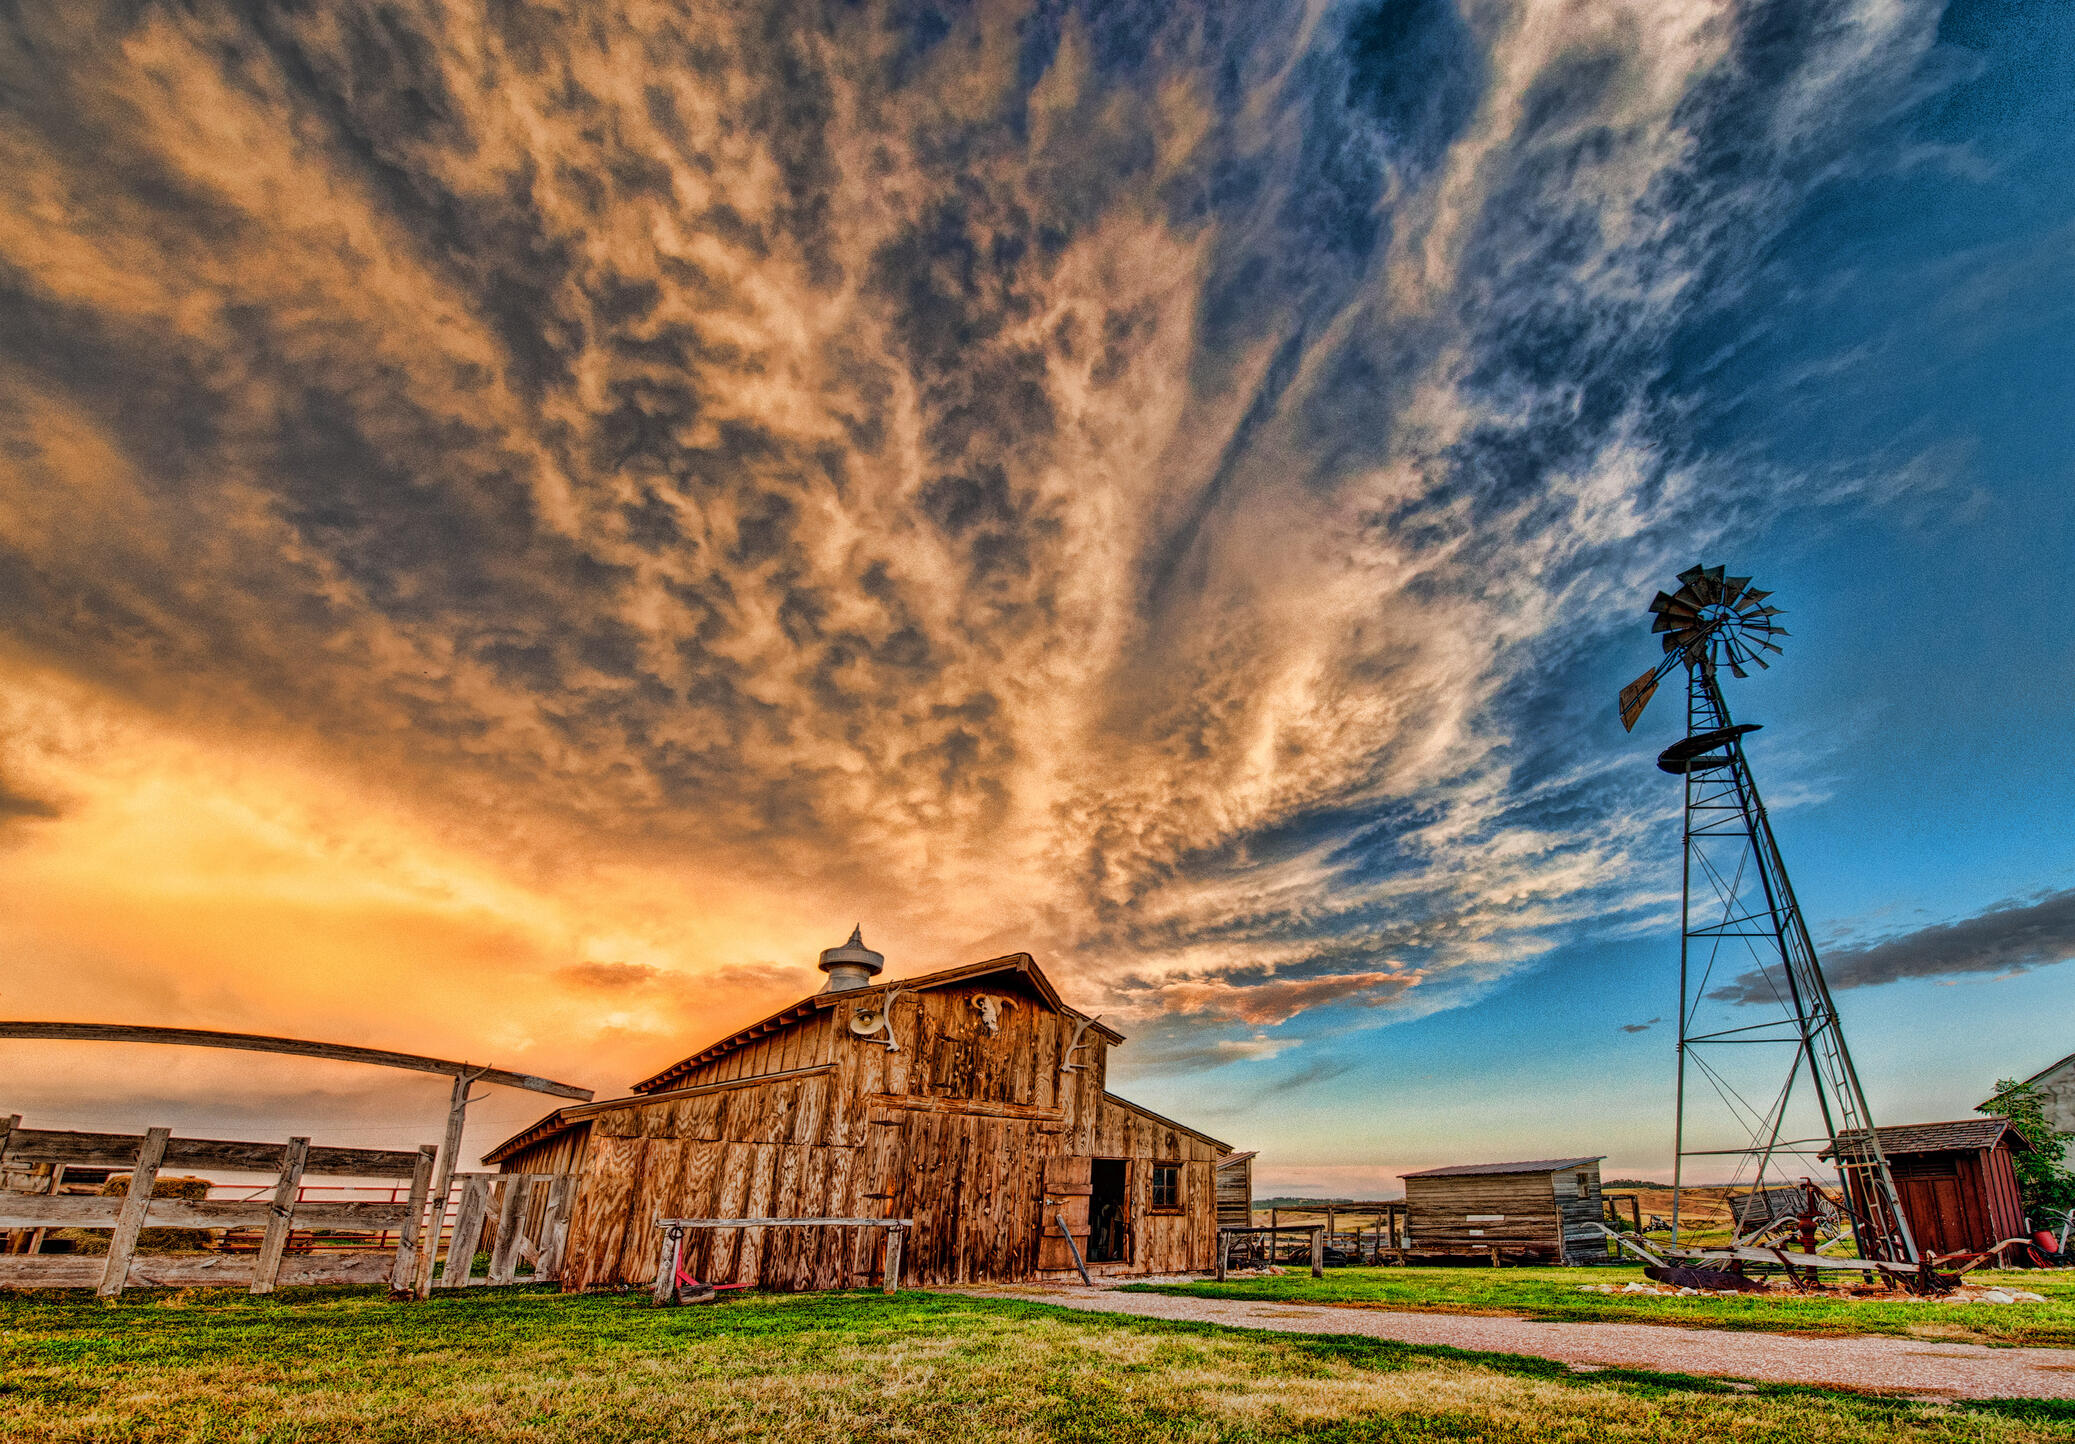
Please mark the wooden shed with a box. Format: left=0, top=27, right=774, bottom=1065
left=1826, top=1118, right=2031, bottom=1258
left=1401, top=1156, right=1606, bottom=1263
left=487, top=950, right=1234, bottom=1290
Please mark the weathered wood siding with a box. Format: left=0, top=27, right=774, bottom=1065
left=1883, top=1143, right=2028, bottom=1255
left=1552, top=1162, right=1605, bottom=1256
left=551, top=977, right=1223, bottom=1289
left=1215, top=1155, right=1253, bottom=1229
left=1405, top=1171, right=1565, bottom=1257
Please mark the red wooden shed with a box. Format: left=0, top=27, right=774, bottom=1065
left=1826, top=1118, right=2031, bottom=1258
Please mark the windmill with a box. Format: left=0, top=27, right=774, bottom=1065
left=1621, top=564, right=1916, bottom=1264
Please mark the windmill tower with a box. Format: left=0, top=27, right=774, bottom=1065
left=1620, top=564, right=1917, bottom=1263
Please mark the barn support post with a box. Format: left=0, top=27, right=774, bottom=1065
left=1310, top=1226, right=1324, bottom=1278
left=389, top=1145, right=437, bottom=1296
left=249, top=1136, right=311, bottom=1295
left=97, top=1126, right=169, bottom=1298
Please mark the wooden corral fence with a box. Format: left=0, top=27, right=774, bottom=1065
left=1236, top=1203, right=1408, bottom=1268
left=0, top=1116, right=435, bottom=1296
left=1216, top=1224, right=1324, bottom=1280
left=429, top=1172, right=577, bottom=1291
left=1, top=1117, right=581, bottom=1298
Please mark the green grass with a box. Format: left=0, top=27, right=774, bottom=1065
left=1122, top=1266, right=2075, bottom=1349
left=0, top=1286, right=2070, bottom=1442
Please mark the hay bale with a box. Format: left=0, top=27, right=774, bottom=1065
left=58, top=1174, right=218, bottom=1253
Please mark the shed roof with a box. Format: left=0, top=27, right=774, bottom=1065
left=1217, top=1150, right=1259, bottom=1168
left=1401, top=1157, right=1605, bottom=1179
left=630, top=952, right=1122, bottom=1095
left=1821, top=1117, right=2030, bottom=1159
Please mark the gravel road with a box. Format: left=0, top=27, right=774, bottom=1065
left=954, top=1284, right=2075, bottom=1400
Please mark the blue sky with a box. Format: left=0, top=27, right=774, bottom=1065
left=0, top=0, right=2069, bottom=1190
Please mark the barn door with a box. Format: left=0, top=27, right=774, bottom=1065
left=1038, top=1156, right=1091, bottom=1270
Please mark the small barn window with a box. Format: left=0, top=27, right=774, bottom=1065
left=1150, top=1163, right=1181, bottom=1211
left=1575, top=1173, right=1591, bottom=1195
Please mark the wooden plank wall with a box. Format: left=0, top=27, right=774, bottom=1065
left=1215, top=1156, right=1253, bottom=1228
left=1405, top=1172, right=1565, bottom=1256
left=1553, top=1163, right=1606, bottom=1256
left=554, top=981, right=1223, bottom=1290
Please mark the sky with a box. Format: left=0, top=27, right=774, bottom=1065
left=1, top=0, right=2070, bottom=1197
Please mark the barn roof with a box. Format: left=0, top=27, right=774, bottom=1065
left=1821, top=1117, right=2031, bottom=1159
left=630, top=952, right=1124, bottom=1095
left=1217, top=1150, right=1259, bottom=1168
left=1401, top=1156, right=1605, bottom=1179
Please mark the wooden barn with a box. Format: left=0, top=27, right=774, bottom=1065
left=1401, top=1156, right=1606, bottom=1263
left=1826, top=1118, right=2032, bottom=1258
left=487, top=938, right=1237, bottom=1290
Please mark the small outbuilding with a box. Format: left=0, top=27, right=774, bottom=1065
left=1825, top=1118, right=2031, bottom=1258
left=1401, top=1156, right=1606, bottom=1263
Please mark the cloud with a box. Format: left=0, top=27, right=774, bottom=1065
left=1709, top=888, right=2075, bottom=1004
left=1154, top=968, right=1428, bottom=1026
left=1620, top=1017, right=1662, bottom=1034
left=557, top=962, right=664, bottom=992
left=0, top=0, right=1961, bottom=1114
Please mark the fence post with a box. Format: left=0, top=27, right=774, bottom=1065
left=1310, top=1226, right=1324, bottom=1278
left=883, top=1225, right=904, bottom=1295
left=1215, top=1229, right=1228, bottom=1282
left=436, top=1176, right=491, bottom=1289
left=488, top=1176, right=532, bottom=1285
left=389, top=1145, right=437, bottom=1296
left=535, top=1174, right=577, bottom=1282
left=97, top=1127, right=169, bottom=1298
left=653, top=1224, right=683, bottom=1304
left=250, top=1137, right=311, bottom=1295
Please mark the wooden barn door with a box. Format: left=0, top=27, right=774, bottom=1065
left=1038, top=1156, right=1091, bottom=1271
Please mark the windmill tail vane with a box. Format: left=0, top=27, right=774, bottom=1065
left=1618, top=563, right=1789, bottom=730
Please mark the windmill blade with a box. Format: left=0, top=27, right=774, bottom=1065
left=1727, top=656, right=1749, bottom=679
left=1757, top=638, right=1784, bottom=654
left=1722, top=576, right=1751, bottom=606
left=1648, top=591, right=1696, bottom=618
left=1618, top=666, right=1662, bottom=732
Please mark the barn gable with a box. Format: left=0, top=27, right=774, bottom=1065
left=629, top=952, right=1121, bottom=1097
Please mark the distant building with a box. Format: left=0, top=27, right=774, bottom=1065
left=488, top=940, right=1241, bottom=1289
left=1400, top=1156, right=1606, bottom=1263
left=1983, top=1053, right=2075, bottom=1157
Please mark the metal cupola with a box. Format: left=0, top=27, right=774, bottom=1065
left=817, top=926, right=885, bottom=993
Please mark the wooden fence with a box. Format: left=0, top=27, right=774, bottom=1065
left=0, top=1116, right=434, bottom=1296
left=430, top=1172, right=577, bottom=1290
left=1, top=1117, right=580, bottom=1298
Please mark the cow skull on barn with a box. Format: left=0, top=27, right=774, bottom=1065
left=970, top=993, right=1017, bottom=1035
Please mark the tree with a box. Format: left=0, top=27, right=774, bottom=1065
left=1979, top=1079, right=2075, bottom=1226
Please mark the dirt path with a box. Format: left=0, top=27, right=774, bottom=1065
left=954, top=1285, right=2075, bottom=1400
